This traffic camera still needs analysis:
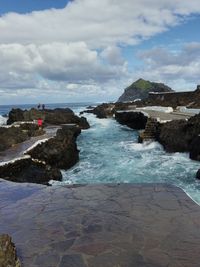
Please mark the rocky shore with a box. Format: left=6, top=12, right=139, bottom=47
left=0, top=108, right=90, bottom=185
left=113, top=108, right=200, bottom=178
left=0, top=123, right=44, bottom=152
left=115, top=111, right=148, bottom=130
left=7, top=107, right=90, bottom=128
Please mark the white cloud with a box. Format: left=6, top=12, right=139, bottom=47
left=0, top=0, right=200, bottom=103
left=100, top=46, right=125, bottom=65
left=136, top=43, right=200, bottom=90
left=0, top=42, right=128, bottom=85
left=1, top=0, right=200, bottom=47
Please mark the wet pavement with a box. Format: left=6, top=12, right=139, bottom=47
left=0, top=180, right=200, bottom=267
left=134, top=109, right=192, bottom=121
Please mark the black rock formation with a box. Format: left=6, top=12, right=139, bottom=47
left=7, top=108, right=90, bottom=129
left=26, top=125, right=81, bottom=169
left=0, top=157, right=62, bottom=185
left=115, top=111, right=148, bottom=130
left=0, top=123, right=44, bottom=152
left=189, top=136, right=200, bottom=161
left=158, top=114, right=200, bottom=153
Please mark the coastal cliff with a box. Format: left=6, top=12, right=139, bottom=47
left=0, top=108, right=90, bottom=185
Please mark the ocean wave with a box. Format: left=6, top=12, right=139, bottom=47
left=0, top=115, right=7, bottom=126
left=121, top=141, right=161, bottom=151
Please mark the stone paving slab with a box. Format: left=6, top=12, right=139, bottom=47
left=0, top=180, right=200, bottom=267
left=135, top=109, right=192, bottom=121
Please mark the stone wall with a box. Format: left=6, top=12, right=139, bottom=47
left=148, top=86, right=200, bottom=107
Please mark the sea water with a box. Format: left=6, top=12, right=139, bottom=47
left=1, top=103, right=200, bottom=204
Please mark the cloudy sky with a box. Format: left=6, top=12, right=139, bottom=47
left=0, top=0, right=200, bottom=104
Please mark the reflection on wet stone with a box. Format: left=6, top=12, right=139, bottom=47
left=1, top=181, right=200, bottom=266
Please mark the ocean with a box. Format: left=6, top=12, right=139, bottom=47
left=1, top=102, right=200, bottom=204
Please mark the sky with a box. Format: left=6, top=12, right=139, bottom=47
left=0, top=0, right=200, bottom=104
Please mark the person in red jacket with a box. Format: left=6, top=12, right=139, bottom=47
left=37, top=118, right=43, bottom=129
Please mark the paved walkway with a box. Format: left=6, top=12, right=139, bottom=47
left=135, top=109, right=193, bottom=121
left=0, top=181, right=200, bottom=267
left=0, top=126, right=60, bottom=163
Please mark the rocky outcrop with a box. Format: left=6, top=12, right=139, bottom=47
left=82, top=103, right=115, bottom=119
left=0, top=234, right=21, bottom=267
left=136, top=113, right=200, bottom=156
left=118, top=78, right=173, bottom=102
left=0, top=125, right=81, bottom=185
left=0, top=157, right=62, bottom=185
left=0, top=123, right=44, bottom=152
left=157, top=114, right=200, bottom=153
left=7, top=108, right=90, bottom=129
left=26, top=125, right=81, bottom=169
left=115, top=111, right=148, bottom=130
left=196, top=169, right=200, bottom=179
left=189, top=136, right=200, bottom=161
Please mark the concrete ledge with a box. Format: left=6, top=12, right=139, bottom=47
left=0, top=180, right=200, bottom=267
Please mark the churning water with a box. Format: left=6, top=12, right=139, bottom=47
left=62, top=112, right=200, bottom=204
left=1, top=103, right=200, bottom=204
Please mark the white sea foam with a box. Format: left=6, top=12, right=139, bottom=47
left=121, top=141, right=161, bottom=151
left=0, top=155, right=31, bottom=166
left=0, top=115, right=7, bottom=126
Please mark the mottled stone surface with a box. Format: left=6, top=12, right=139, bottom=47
left=0, top=180, right=200, bottom=267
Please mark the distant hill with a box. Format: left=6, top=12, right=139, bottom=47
left=117, top=78, right=174, bottom=102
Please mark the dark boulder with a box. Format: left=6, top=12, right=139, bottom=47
left=115, top=111, right=148, bottom=130
left=189, top=136, right=200, bottom=161
left=26, top=125, right=81, bottom=169
left=7, top=108, right=90, bottom=129
left=0, top=157, right=62, bottom=185
left=84, top=103, right=115, bottom=118
left=158, top=114, right=200, bottom=153
left=196, top=169, right=200, bottom=179
left=0, top=123, right=44, bottom=152
left=7, top=108, right=24, bottom=125
left=0, top=234, right=21, bottom=267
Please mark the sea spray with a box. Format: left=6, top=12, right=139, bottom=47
left=60, top=113, right=200, bottom=204
left=0, top=115, right=7, bottom=126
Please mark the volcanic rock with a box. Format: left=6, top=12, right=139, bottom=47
left=189, top=136, right=200, bottom=161
left=196, top=169, right=200, bottom=179
left=158, top=114, right=200, bottom=153
left=0, top=157, right=62, bottom=185
left=0, top=234, right=21, bottom=267
left=7, top=108, right=90, bottom=129
left=0, top=123, right=44, bottom=152
left=82, top=103, right=115, bottom=118
left=26, top=125, right=81, bottom=169
left=115, top=111, right=148, bottom=130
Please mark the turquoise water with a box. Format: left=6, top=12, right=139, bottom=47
left=1, top=103, right=200, bottom=204
left=61, top=113, right=200, bottom=204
